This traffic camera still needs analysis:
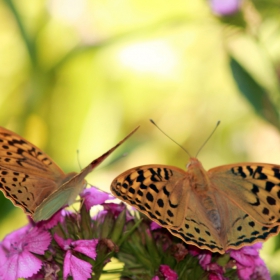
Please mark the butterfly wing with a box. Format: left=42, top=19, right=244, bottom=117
left=33, top=173, right=84, bottom=222
left=111, top=164, right=191, bottom=228
left=219, top=200, right=279, bottom=251
left=203, top=163, right=280, bottom=252
left=0, top=127, right=66, bottom=215
left=170, top=161, right=280, bottom=253
left=167, top=186, right=279, bottom=253
left=0, top=170, right=59, bottom=216
left=0, top=127, right=65, bottom=179
left=34, top=126, right=140, bottom=221
left=208, top=163, right=280, bottom=227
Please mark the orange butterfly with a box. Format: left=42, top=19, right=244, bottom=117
left=0, top=126, right=139, bottom=222
left=111, top=122, right=280, bottom=254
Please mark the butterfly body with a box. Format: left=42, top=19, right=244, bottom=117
left=0, top=126, right=139, bottom=222
left=111, top=157, right=280, bottom=253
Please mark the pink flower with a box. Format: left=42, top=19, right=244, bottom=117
left=188, top=245, right=202, bottom=256
left=150, top=221, right=162, bottom=230
left=64, top=251, right=92, bottom=280
left=196, top=251, right=226, bottom=279
left=209, top=0, right=241, bottom=15
left=229, top=243, right=271, bottom=280
left=188, top=247, right=227, bottom=279
left=103, top=203, right=126, bottom=218
left=80, top=186, right=114, bottom=211
left=93, top=202, right=133, bottom=222
left=160, top=265, right=178, bottom=279
left=54, top=234, right=99, bottom=280
left=250, top=262, right=270, bottom=280
left=197, top=251, right=212, bottom=269
left=207, top=263, right=227, bottom=280
left=152, top=265, right=178, bottom=280
left=0, top=225, right=51, bottom=280
left=32, top=209, right=65, bottom=229
left=92, top=209, right=108, bottom=222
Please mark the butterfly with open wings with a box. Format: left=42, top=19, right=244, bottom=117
left=111, top=123, right=280, bottom=254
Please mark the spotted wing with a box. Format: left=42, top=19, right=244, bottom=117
left=196, top=163, right=280, bottom=252
left=167, top=187, right=279, bottom=254
left=0, top=127, right=65, bottom=179
left=111, top=164, right=192, bottom=229
left=208, top=163, right=280, bottom=227
left=0, top=127, right=65, bottom=215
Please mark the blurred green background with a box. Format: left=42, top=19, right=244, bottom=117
left=1, top=0, right=280, bottom=278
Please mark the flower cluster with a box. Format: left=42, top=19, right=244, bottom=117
left=0, top=186, right=271, bottom=280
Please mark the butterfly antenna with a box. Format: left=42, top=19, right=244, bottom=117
left=76, top=149, right=82, bottom=170
left=195, top=120, right=220, bottom=157
left=150, top=119, right=191, bottom=157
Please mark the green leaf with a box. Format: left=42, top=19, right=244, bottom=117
left=230, top=56, right=280, bottom=128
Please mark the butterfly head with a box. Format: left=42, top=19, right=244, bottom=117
left=186, top=157, right=202, bottom=170
left=186, top=157, right=210, bottom=191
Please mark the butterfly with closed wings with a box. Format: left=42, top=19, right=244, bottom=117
left=0, top=126, right=139, bottom=222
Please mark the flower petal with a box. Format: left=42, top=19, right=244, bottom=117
left=159, top=265, right=178, bottom=280
left=0, top=251, right=42, bottom=280
left=1, top=225, right=31, bottom=250
left=198, top=251, right=212, bottom=269
left=63, top=251, right=92, bottom=280
left=34, top=210, right=64, bottom=229
left=0, top=226, right=50, bottom=280
left=25, top=227, right=52, bottom=254
left=150, top=221, right=162, bottom=231
left=80, top=187, right=114, bottom=211
left=17, top=252, right=42, bottom=278
left=72, top=239, right=99, bottom=260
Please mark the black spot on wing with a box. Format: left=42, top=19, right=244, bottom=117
left=272, top=167, right=280, bottom=180
left=146, top=192, right=153, bottom=202
left=128, top=187, right=135, bottom=194
left=231, top=166, right=246, bottom=178
left=157, top=199, right=164, bottom=208
left=246, top=166, right=253, bottom=176
left=251, top=184, right=259, bottom=195
left=163, top=186, right=170, bottom=197
left=267, top=196, right=276, bottom=205
left=124, top=174, right=133, bottom=186
left=265, top=181, right=275, bottom=192
left=149, top=183, right=159, bottom=193
left=262, top=207, right=269, bottom=215
left=149, top=168, right=163, bottom=182
left=249, top=197, right=260, bottom=207
left=167, top=210, right=173, bottom=217
left=252, top=166, right=267, bottom=180
left=136, top=170, right=145, bottom=183
left=163, top=168, right=172, bottom=179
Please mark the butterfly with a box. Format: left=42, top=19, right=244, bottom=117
left=111, top=155, right=280, bottom=254
left=0, top=126, right=139, bottom=222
